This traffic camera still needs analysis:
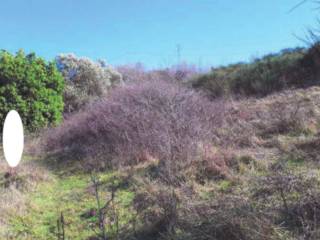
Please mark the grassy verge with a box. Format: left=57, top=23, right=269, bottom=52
left=4, top=169, right=135, bottom=240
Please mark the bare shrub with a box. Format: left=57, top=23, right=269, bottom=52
left=252, top=170, right=320, bottom=239
left=117, top=62, right=199, bottom=84
left=168, top=62, right=201, bottom=83
left=44, top=80, right=224, bottom=172
left=216, top=100, right=258, bottom=148
left=176, top=196, right=278, bottom=240
left=194, top=148, right=235, bottom=183
left=292, top=137, right=320, bottom=162
left=133, top=187, right=179, bottom=239
left=218, top=88, right=319, bottom=150
left=117, top=63, right=177, bottom=84
left=254, top=97, right=308, bottom=137
left=116, top=63, right=149, bottom=83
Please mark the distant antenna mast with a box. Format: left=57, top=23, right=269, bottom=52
left=176, top=44, right=181, bottom=64
left=198, top=57, right=203, bottom=72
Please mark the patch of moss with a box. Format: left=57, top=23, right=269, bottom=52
left=217, top=180, right=234, bottom=193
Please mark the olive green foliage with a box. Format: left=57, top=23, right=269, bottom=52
left=0, top=50, right=64, bottom=131
left=193, top=47, right=309, bottom=98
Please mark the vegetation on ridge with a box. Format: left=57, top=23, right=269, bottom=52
left=2, top=37, right=320, bottom=239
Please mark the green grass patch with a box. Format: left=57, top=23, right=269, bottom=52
left=7, top=171, right=135, bottom=240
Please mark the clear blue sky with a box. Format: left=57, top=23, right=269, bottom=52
left=0, top=0, right=318, bottom=68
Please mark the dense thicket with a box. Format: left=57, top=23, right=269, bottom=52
left=192, top=46, right=320, bottom=98
left=44, top=80, right=224, bottom=171
left=0, top=50, right=64, bottom=131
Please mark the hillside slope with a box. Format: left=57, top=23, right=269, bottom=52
left=1, top=85, right=320, bottom=240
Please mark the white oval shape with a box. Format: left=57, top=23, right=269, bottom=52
left=2, top=110, right=24, bottom=168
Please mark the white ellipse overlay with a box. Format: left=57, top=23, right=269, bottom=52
left=2, top=110, right=24, bottom=168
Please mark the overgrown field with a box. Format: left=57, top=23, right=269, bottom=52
left=2, top=84, right=320, bottom=239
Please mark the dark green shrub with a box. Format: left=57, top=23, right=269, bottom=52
left=192, top=47, right=309, bottom=98
left=0, top=50, right=64, bottom=131
left=230, top=49, right=306, bottom=96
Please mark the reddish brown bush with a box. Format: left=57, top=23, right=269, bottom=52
left=195, top=148, right=234, bottom=182
left=44, top=80, right=224, bottom=170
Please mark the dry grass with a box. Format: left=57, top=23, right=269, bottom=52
left=2, top=84, right=320, bottom=239
left=0, top=152, right=50, bottom=238
left=219, top=86, right=320, bottom=150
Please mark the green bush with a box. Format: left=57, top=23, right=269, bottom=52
left=0, top=50, right=64, bottom=131
left=192, top=48, right=309, bottom=98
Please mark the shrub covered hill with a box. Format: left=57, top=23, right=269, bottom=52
left=1, top=44, right=320, bottom=240
left=192, top=45, right=320, bottom=98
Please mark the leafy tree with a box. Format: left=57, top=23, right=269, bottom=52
left=56, top=54, right=122, bottom=114
left=0, top=50, right=64, bottom=131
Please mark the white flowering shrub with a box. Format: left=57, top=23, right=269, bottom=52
left=56, top=54, right=123, bottom=114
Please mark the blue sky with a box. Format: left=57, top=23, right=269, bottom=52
left=0, top=0, right=318, bottom=68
